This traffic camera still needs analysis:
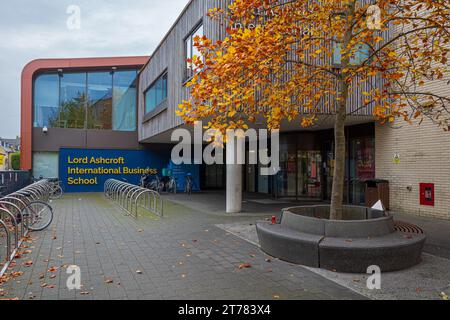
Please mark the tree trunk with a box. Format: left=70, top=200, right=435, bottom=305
left=329, top=1, right=355, bottom=220
left=329, top=80, right=348, bottom=220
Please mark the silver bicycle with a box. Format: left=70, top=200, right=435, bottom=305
left=49, top=180, right=63, bottom=200
left=21, top=200, right=54, bottom=231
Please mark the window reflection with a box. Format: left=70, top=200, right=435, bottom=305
left=113, top=70, right=137, bottom=131
left=88, top=72, right=113, bottom=130
left=58, top=73, right=87, bottom=129
left=33, top=69, right=138, bottom=131
left=34, top=74, right=59, bottom=128
left=185, top=23, right=204, bottom=79
left=145, top=72, right=168, bottom=114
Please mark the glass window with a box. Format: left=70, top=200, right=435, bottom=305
left=145, top=72, right=168, bottom=114
left=112, top=70, right=137, bottom=131
left=34, top=74, right=60, bottom=128
left=33, top=68, right=139, bottom=131
left=59, top=73, right=87, bottom=129
left=33, top=152, right=59, bottom=179
left=185, top=23, right=204, bottom=79
left=87, top=72, right=113, bottom=130
left=333, top=41, right=370, bottom=66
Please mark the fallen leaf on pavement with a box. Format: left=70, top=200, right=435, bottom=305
left=48, top=267, right=58, bottom=273
left=23, top=260, right=33, bottom=267
left=238, top=263, right=252, bottom=270
left=11, top=272, right=23, bottom=278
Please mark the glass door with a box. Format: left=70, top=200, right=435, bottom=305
left=349, top=137, right=375, bottom=205
left=278, top=151, right=297, bottom=197
left=298, top=151, right=322, bottom=199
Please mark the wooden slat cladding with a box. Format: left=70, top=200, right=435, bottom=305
left=138, top=0, right=230, bottom=141
left=138, top=0, right=382, bottom=141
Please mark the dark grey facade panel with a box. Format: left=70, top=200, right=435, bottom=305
left=33, top=128, right=140, bottom=152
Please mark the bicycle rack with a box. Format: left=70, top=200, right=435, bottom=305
left=104, top=179, right=163, bottom=219
left=0, top=179, right=53, bottom=277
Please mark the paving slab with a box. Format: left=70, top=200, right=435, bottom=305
left=0, top=193, right=364, bottom=300
left=216, top=222, right=450, bottom=300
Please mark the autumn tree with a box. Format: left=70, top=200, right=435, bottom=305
left=178, top=0, right=450, bottom=219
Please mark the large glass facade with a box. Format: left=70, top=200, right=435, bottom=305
left=33, top=69, right=138, bottom=131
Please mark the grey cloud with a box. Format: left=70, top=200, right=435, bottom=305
left=0, top=0, right=188, bottom=137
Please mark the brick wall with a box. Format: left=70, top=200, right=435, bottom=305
left=375, top=119, right=450, bottom=220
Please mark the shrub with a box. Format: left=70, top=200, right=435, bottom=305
left=10, top=153, right=20, bottom=170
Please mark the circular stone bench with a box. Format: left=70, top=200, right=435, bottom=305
left=256, top=205, right=426, bottom=273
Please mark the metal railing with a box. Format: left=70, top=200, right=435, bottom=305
left=0, top=171, right=31, bottom=196
left=0, top=179, right=53, bottom=277
left=104, top=179, right=163, bottom=219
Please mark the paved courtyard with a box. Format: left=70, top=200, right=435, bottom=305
left=0, top=193, right=366, bottom=300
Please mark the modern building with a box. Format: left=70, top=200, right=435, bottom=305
left=20, top=0, right=449, bottom=219
left=137, top=0, right=376, bottom=212
left=21, top=56, right=149, bottom=174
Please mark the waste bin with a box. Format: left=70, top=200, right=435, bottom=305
left=365, top=179, right=390, bottom=210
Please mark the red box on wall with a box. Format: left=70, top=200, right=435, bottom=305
left=420, top=183, right=435, bottom=206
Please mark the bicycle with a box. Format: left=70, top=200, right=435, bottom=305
left=148, top=175, right=164, bottom=193
left=49, top=180, right=63, bottom=200
left=21, top=200, right=54, bottom=231
left=185, top=175, right=193, bottom=195
left=166, top=176, right=177, bottom=194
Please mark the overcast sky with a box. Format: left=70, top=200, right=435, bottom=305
left=0, top=0, right=188, bottom=138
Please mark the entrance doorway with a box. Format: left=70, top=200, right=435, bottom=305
left=278, top=150, right=322, bottom=200
left=298, top=151, right=322, bottom=199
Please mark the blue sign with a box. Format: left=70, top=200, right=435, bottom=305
left=168, top=161, right=201, bottom=192
left=59, top=148, right=167, bottom=193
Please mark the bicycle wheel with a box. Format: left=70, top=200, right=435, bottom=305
left=22, top=201, right=54, bottom=231
left=50, top=186, right=63, bottom=200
